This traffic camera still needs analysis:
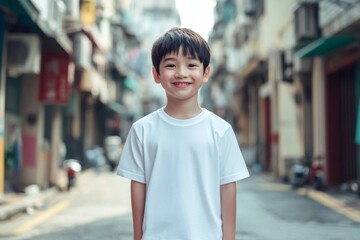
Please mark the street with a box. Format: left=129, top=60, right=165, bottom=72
left=236, top=175, right=360, bottom=240
left=1, top=170, right=359, bottom=240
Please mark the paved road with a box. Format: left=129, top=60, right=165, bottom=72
left=1, top=170, right=359, bottom=240
left=236, top=175, right=360, bottom=240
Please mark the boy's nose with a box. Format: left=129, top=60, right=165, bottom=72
left=175, top=72, right=185, bottom=78
left=175, top=67, right=186, bottom=78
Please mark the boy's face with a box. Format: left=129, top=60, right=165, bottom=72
left=152, top=47, right=211, bottom=103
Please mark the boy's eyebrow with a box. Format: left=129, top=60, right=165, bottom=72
left=162, top=55, right=198, bottom=62
left=162, top=57, right=176, bottom=62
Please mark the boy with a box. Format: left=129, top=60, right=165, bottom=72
left=117, top=27, right=249, bottom=240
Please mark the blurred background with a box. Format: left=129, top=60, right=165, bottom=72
left=0, top=0, right=360, bottom=239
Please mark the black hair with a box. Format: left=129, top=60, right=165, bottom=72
left=151, top=27, right=211, bottom=75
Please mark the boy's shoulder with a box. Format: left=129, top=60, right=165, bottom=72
left=206, top=109, right=232, bottom=128
left=132, top=109, right=160, bottom=127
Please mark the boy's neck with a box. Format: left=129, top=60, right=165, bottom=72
left=164, top=101, right=203, bottom=120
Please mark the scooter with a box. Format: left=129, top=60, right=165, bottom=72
left=85, top=146, right=107, bottom=172
left=291, top=160, right=309, bottom=188
left=64, top=159, right=82, bottom=190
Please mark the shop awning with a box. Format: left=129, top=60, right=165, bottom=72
left=295, top=36, right=357, bottom=58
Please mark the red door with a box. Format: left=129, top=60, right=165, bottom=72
left=261, top=97, right=272, bottom=171
left=326, top=63, right=357, bottom=185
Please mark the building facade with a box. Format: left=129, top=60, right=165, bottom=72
left=0, top=0, right=140, bottom=198
left=209, top=0, right=360, bottom=189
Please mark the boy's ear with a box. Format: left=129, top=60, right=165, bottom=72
left=152, top=67, right=161, bottom=84
left=203, top=66, right=211, bottom=83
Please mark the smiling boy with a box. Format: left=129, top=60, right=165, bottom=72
left=117, top=27, right=249, bottom=240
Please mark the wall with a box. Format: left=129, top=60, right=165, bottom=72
left=18, top=75, right=47, bottom=189
left=258, top=0, right=296, bottom=57
left=312, top=58, right=326, bottom=179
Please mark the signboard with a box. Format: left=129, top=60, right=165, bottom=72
left=81, top=0, right=96, bottom=24
left=38, top=54, right=71, bottom=105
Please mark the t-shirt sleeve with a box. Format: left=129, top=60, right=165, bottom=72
left=116, top=127, right=146, bottom=183
left=219, top=127, right=250, bottom=185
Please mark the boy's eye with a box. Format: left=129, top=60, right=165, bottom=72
left=165, top=64, right=176, bottom=68
left=189, top=63, right=199, bottom=68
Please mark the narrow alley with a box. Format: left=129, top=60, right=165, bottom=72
left=1, top=0, right=360, bottom=240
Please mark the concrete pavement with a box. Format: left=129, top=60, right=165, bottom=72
left=0, top=168, right=132, bottom=239
left=0, top=169, right=94, bottom=222
left=258, top=173, right=360, bottom=223
left=0, top=187, right=59, bottom=221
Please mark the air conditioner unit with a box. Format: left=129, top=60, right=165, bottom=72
left=6, top=34, right=41, bottom=77
left=244, top=0, right=257, bottom=16
left=294, top=3, right=320, bottom=41
left=63, top=0, right=80, bottom=21
left=48, top=0, right=65, bottom=34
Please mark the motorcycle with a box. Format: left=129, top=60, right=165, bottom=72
left=104, top=136, right=122, bottom=171
left=310, top=159, right=325, bottom=191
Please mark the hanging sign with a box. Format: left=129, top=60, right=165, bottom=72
left=38, top=54, right=71, bottom=105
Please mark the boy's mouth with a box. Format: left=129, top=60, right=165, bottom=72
left=173, top=82, right=191, bottom=87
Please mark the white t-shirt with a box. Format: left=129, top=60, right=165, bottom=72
left=117, top=108, right=249, bottom=240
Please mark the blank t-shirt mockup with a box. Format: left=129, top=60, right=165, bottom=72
left=117, top=107, right=249, bottom=240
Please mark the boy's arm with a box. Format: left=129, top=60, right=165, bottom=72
left=220, top=182, right=237, bottom=240
left=131, top=180, right=146, bottom=240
